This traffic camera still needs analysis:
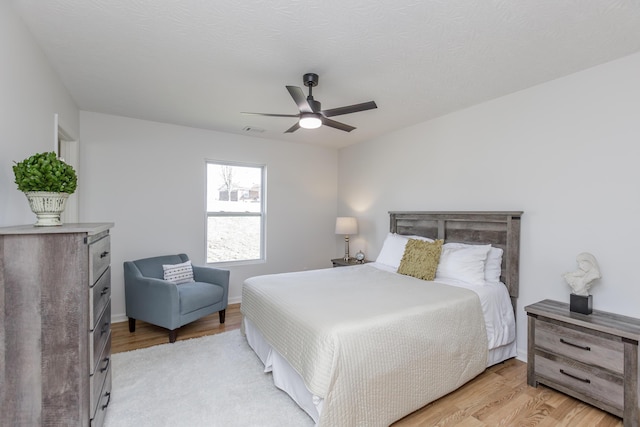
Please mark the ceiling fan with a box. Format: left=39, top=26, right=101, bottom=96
left=242, top=73, right=377, bottom=133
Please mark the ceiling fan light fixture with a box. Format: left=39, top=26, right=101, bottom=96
left=299, top=113, right=322, bottom=129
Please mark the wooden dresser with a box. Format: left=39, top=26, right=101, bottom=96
left=0, top=223, right=114, bottom=426
left=526, top=299, right=640, bottom=426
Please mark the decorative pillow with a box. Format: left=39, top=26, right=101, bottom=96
left=397, top=239, right=444, bottom=280
left=162, top=260, right=195, bottom=285
left=376, top=233, right=435, bottom=269
left=435, top=243, right=491, bottom=286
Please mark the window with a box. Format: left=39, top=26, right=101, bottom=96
left=206, top=161, right=265, bottom=263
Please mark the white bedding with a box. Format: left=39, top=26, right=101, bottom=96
left=241, top=263, right=516, bottom=426
left=370, top=262, right=516, bottom=350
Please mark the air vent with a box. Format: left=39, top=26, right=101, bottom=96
left=242, top=126, right=265, bottom=133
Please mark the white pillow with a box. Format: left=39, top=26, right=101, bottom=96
left=485, top=246, right=504, bottom=283
left=406, top=235, right=435, bottom=242
left=442, top=243, right=503, bottom=283
left=435, top=243, right=491, bottom=286
left=162, top=260, right=195, bottom=285
left=376, top=233, right=434, bottom=269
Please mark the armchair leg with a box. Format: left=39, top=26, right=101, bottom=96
left=169, top=329, right=178, bottom=343
left=219, top=309, right=226, bottom=324
left=128, top=318, right=136, bottom=333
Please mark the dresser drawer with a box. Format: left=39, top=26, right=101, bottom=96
left=90, top=333, right=111, bottom=415
left=535, top=352, right=624, bottom=411
left=535, top=319, right=623, bottom=374
left=90, top=301, right=111, bottom=374
left=89, top=234, right=110, bottom=286
left=90, top=267, right=111, bottom=330
left=91, top=368, right=112, bottom=427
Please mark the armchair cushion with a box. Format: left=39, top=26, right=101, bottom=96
left=178, top=282, right=225, bottom=315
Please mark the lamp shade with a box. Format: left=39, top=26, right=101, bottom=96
left=335, top=217, right=358, bottom=235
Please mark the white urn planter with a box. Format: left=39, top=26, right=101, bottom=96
left=25, top=191, right=70, bottom=226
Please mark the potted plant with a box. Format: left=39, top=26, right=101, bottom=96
left=13, top=151, right=77, bottom=226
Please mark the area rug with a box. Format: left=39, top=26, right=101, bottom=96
left=104, top=330, right=314, bottom=427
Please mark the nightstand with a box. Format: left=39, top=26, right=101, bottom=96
left=331, top=258, right=371, bottom=267
left=526, top=299, right=640, bottom=426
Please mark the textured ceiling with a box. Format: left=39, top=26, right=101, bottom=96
left=10, top=0, right=640, bottom=148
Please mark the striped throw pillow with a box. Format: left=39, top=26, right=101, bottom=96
left=162, top=260, right=195, bottom=285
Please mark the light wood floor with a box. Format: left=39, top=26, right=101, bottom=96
left=112, top=303, right=623, bottom=426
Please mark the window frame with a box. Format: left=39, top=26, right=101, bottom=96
left=205, top=159, right=266, bottom=266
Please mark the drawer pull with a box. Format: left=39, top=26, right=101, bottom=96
left=560, top=338, right=591, bottom=351
left=101, top=322, right=109, bottom=336
left=560, top=369, right=591, bottom=384
left=102, top=391, right=111, bottom=410
left=100, top=251, right=110, bottom=258
left=100, top=356, right=110, bottom=373
left=100, top=286, right=110, bottom=296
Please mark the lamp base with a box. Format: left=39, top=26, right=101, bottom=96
left=343, top=235, right=350, bottom=262
left=570, top=293, right=592, bottom=315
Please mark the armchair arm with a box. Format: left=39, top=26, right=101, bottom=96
left=192, top=265, right=230, bottom=308
left=124, top=261, right=181, bottom=329
left=192, top=265, right=229, bottom=286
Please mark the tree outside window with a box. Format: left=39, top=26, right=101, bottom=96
left=206, top=161, right=265, bottom=263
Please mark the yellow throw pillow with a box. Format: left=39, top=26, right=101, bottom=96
left=397, top=239, right=444, bottom=281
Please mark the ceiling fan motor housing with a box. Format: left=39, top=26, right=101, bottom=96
left=303, top=73, right=319, bottom=87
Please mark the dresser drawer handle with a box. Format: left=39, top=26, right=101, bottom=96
left=101, top=322, right=109, bottom=335
left=100, top=356, right=110, bottom=373
left=102, top=391, right=111, bottom=410
left=560, top=338, right=591, bottom=351
left=100, top=286, right=110, bottom=296
left=100, top=251, right=110, bottom=258
left=560, top=369, right=591, bottom=384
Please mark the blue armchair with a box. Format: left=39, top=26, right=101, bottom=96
left=124, top=254, right=229, bottom=343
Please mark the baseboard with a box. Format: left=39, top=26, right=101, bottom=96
left=112, top=314, right=128, bottom=324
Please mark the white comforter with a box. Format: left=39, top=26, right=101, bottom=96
left=242, top=264, right=490, bottom=427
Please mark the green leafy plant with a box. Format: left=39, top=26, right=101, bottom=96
left=13, top=151, right=77, bottom=194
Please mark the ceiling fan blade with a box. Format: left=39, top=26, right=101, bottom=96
left=284, top=122, right=301, bottom=133
left=286, top=86, right=314, bottom=113
left=321, top=117, right=356, bottom=132
left=241, top=112, right=299, bottom=118
left=322, top=101, right=377, bottom=117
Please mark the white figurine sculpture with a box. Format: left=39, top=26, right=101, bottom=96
left=562, top=252, right=601, bottom=296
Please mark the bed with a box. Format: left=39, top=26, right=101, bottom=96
left=241, top=211, right=522, bottom=426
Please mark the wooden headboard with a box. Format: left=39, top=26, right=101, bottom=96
left=389, top=211, right=523, bottom=309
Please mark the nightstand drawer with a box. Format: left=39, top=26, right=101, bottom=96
left=535, top=319, right=623, bottom=374
left=535, top=352, right=624, bottom=411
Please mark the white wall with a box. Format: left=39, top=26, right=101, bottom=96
left=0, top=2, right=79, bottom=227
left=339, top=52, right=640, bottom=360
left=79, top=112, right=338, bottom=321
